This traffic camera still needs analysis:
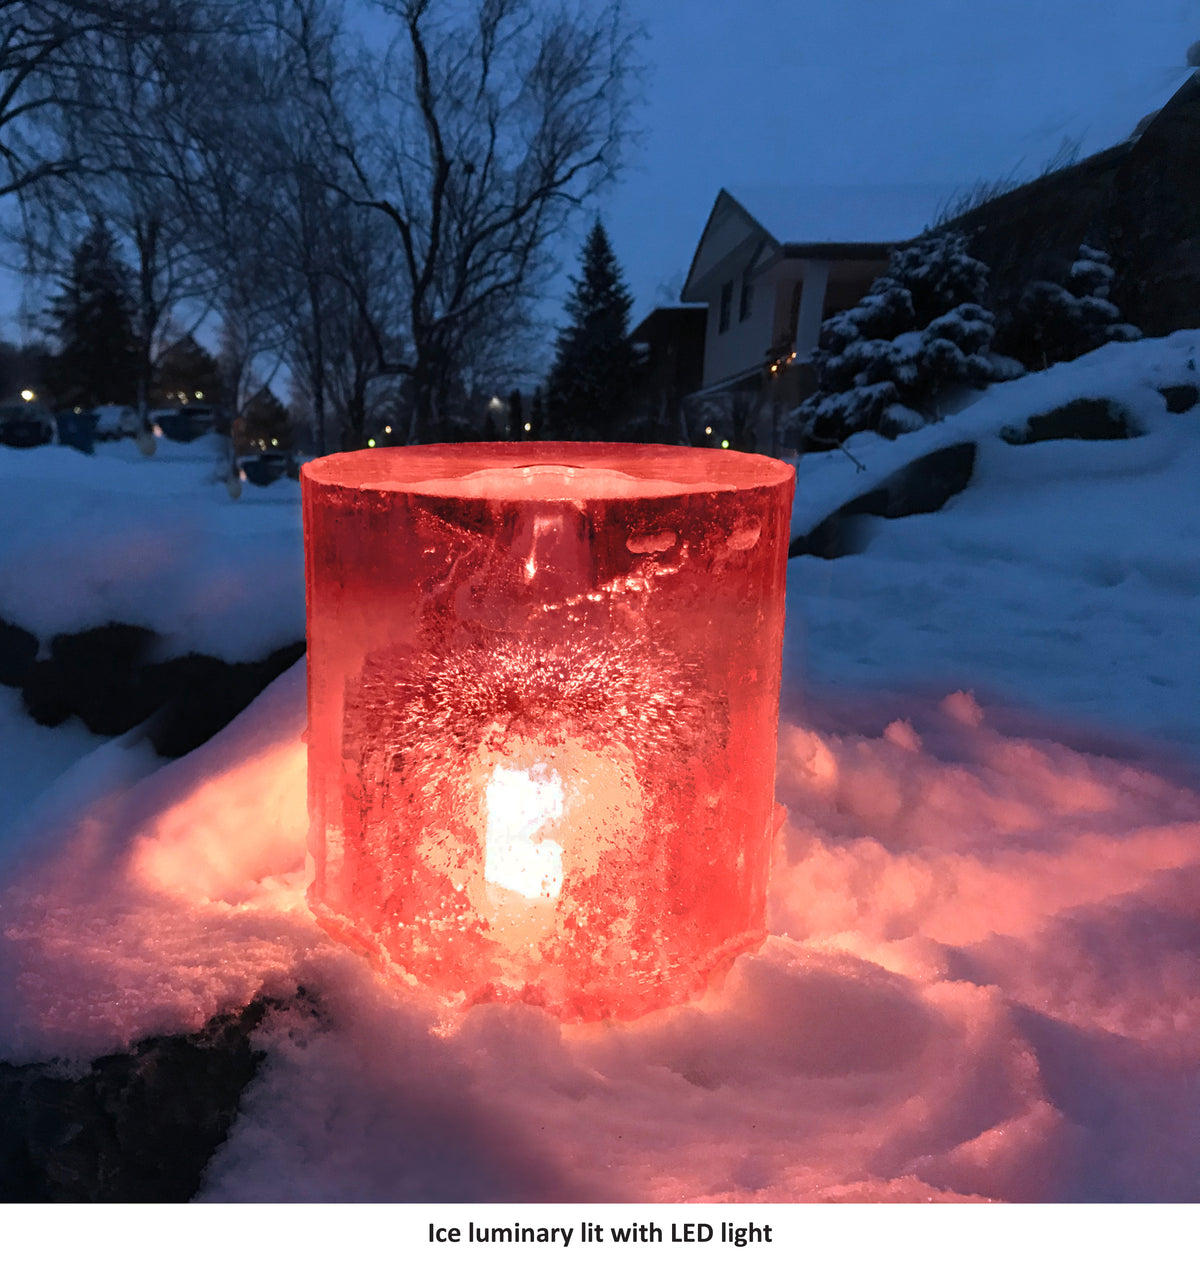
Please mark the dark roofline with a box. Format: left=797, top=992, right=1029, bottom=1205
left=778, top=242, right=899, bottom=260
left=933, top=75, right=1200, bottom=234
left=629, top=305, right=707, bottom=344
left=937, top=139, right=1133, bottom=232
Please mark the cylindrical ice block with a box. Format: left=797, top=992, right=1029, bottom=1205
left=302, top=442, right=795, bottom=1020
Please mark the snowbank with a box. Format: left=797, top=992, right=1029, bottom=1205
left=0, top=436, right=303, bottom=663
left=788, top=328, right=1200, bottom=540
left=787, top=331, right=1200, bottom=759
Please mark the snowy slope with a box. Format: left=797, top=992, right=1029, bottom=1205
left=1, top=337, right=1199, bottom=1202
left=786, top=331, right=1200, bottom=762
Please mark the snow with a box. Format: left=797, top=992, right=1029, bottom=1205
left=788, top=330, right=1199, bottom=540
left=1, top=334, right=1199, bottom=1202
left=0, top=435, right=303, bottom=663
left=0, top=686, right=100, bottom=836
left=727, top=183, right=961, bottom=248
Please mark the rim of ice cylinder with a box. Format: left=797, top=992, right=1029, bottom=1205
left=301, top=441, right=794, bottom=501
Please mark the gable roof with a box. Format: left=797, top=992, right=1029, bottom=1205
left=727, top=183, right=959, bottom=246
left=681, top=184, right=957, bottom=300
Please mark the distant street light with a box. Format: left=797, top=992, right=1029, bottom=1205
left=20, top=388, right=35, bottom=402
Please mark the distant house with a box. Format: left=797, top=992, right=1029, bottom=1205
left=679, top=185, right=955, bottom=398
left=628, top=304, right=706, bottom=439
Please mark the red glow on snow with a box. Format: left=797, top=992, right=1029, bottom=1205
left=301, top=443, right=795, bottom=1020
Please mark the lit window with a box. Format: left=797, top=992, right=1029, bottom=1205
left=718, top=281, right=733, bottom=334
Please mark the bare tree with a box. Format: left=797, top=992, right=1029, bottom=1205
left=305, top=0, right=640, bottom=441
left=295, top=199, right=404, bottom=452
left=44, top=18, right=216, bottom=426
left=0, top=0, right=191, bottom=200
left=170, top=0, right=401, bottom=452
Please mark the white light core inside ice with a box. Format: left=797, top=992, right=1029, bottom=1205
left=483, top=763, right=565, bottom=899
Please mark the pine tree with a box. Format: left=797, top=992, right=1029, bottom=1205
left=507, top=388, right=525, bottom=438
left=530, top=384, right=546, bottom=438
left=791, top=231, right=1010, bottom=448
left=546, top=220, right=637, bottom=440
left=1005, top=244, right=1141, bottom=370
left=240, top=386, right=292, bottom=452
left=154, top=335, right=222, bottom=406
left=46, top=221, right=139, bottom=409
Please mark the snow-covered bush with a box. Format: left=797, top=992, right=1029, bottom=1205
left=1003, top=244, right=1141, bottom=370
left=789, top=232, right=1011, bottom=449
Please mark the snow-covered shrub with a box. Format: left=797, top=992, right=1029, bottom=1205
left=789, top=232, right=1011, bottom=449
left=1003, top=244, right=1142, bottom=370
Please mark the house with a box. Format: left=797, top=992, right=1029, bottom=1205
left=627, top=304, right=707, bottom=440
left=679, top=185, right=956, bottom=404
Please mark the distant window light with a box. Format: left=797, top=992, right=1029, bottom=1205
left=739, top=275, right=753, bottom=323
left=718, top=281, right=733, bottom=334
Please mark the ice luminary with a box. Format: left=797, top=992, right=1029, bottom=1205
left=301, top=442, right=795, bottom=1021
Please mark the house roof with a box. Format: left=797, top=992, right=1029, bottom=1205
left=726, top=183, right=959, bottom=248
left=681, top=184, right=957, bottom=300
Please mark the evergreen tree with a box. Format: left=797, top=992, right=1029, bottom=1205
left=507, top=388, right=525, bottom=437
left=530, top=384, right=546, bottom=438
left=239, top=387, right=292, bottom=452
left=791, top=231, right=1011, bottom=448
left=546, top=220, right=637, bottom=440
left=46, top=221, right=139, bottom=409
left=1004, top=244, right=1141, bottom=370
left=154, top=335, right=223, bottom=406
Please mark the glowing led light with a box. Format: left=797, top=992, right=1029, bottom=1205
left=484, top=764, right=564, bottom=899
left=721, top=439, right=730, bottom=448
left=704, top=426, right=712, bottom=435
left=524, top=422, right=532, bottom=431
left=384, top=425, right=392, bottom=434
left=20, top=388, right=34, bottom=402
left=367, top=438, right=377, bottom=447
left=195, top=391, right=204, bottom=399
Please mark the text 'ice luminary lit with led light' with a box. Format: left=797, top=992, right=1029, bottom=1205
left=302, top=442, right=795, bottom=1021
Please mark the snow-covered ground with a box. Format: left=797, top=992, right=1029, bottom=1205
left=1, top=335, right=1198, bottom=1202
left=0, top=433, right=302, bottom=664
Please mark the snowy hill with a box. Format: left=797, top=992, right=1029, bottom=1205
left=1, top=335, right=1199, bottom=1203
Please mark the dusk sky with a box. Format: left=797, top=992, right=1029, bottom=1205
left=593, top=0, right=1196, bottom=322
left=1, top=1, right=1195, bottom=369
